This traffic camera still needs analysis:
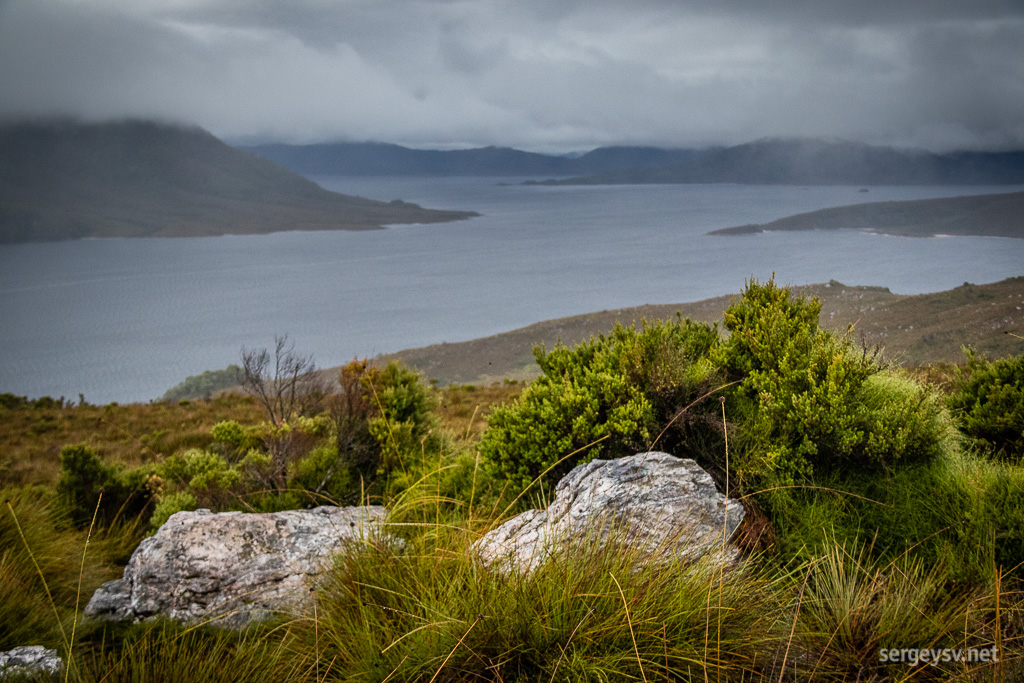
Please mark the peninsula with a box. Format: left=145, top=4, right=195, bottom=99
left=709, top=191, right=1024, bottom=239
left=0, top=120, right=477, bottom=243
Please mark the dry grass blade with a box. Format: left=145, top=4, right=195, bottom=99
left=5, top=499, right=69, bottom=650
left=611, top=573, right=648, bottom=683
left=429, top=614, right=482, bottom=683
left=778, top=562, right=813, bottom=683
left=66, top=491, right=103, bottom=682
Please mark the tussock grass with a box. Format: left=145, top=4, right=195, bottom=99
left=0, top=487, right=140, bottom=652
left=68, top=621, right=312, bottom=683
left=312, top=511, right=788, bottom=681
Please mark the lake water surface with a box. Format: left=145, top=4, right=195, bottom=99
left=2, top=179, right=1023, bottom=403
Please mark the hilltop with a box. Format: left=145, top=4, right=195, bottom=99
left=176, top=277, right=1024, bottom=399
left=0, top=120, right=477, bottom=242
left=377, top=277, right=1024, bottom=384
left=710, top=190, right=1024, bottom=238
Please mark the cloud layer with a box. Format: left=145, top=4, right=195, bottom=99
left=1, top=0, right=1022, bottom=151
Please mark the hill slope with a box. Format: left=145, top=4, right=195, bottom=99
left=0, top=120, right=477, bottom=242
left=376, top=278, right=1024, bottom=384
left=710, top=191, right=1024, bottom=238
left=529, top=138, right=1024, bottom=186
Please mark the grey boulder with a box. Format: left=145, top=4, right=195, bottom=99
left=0, top=646, right=63, bottom=679
left=85, top=506, right=388, bottom=628
left=474, top=452, right=744, bottom=573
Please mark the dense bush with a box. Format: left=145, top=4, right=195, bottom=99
left=947, top=348, right=1024, bottom=461
left=0, top=393, right=68, bottom=410
left=148, top=490, right=198, bottom=529
left=716, top=279, right=955, bottom=492
left=286, top=443, right=352, bottom=504
left=767, top=447, right=1024, bottom=584
left=480, top=318, right=720, bottom=490
left=362, top=361, right=439, bottom=476
left=56, top=444, right=155, bottom=526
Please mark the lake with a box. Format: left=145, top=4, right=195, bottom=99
left=2, top=178, right=1023, bottom=403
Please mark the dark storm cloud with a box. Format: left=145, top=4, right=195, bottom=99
left=1, top=0, right=1022, bottom=151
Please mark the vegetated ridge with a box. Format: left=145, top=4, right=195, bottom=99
left=244, top=141, right=701, bottom=177
left=0, top=119, right=478, bottom=243
left=527, top=138, right=1024, bottom=186
left=709, top=190, right=1024, bottom=238
left=378, top=277, right=1024, bottom=384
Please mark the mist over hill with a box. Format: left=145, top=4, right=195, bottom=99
left=244, top=141, right=701, bottom=177
left=528, top=138, right=1024, bottom=186
left=0, top=120, right=477, bottom=243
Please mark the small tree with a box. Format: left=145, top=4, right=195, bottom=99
left=240, top=335, right=330, bottom=487
left=241, top=335, right=327, bottom=426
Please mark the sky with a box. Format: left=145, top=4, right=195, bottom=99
left=1, top=0, right=1023, bottom=153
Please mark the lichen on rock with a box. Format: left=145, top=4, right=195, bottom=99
left=474, top=452, right=744, bottom=573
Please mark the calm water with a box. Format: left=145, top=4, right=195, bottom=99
left=2, top=179, right=1023, bottom=403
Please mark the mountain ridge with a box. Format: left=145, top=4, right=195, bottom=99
left=245, top=137, right=1024, bottom=185
left=244, top=141, right=700, bottom=177
left=528, top=138, right=1024, bottom=186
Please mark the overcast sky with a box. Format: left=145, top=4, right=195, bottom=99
left=1, top=0, right=1023, bottom=152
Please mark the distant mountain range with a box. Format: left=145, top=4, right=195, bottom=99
left=244, top=141, right=701, bottom=178
left=710, top=190, right=1024, bottom=239
left=248, top=137, right=1024, bottom=186
left=528, top=138, right=1024, bottom=186
left=0, top=120, right=476, bottom=243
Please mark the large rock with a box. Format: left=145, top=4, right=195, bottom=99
left=0, top=646, right=63, bottom=679
left=85, top=506, right=387, bottom=628
left=474, top=452, right=744, bottom=573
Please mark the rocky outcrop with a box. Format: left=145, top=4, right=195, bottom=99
left=0, top=646, right=63, bottom=679
left=474, top=452, right=744, bottom=573
left=85, top=506, right=388, bottom=628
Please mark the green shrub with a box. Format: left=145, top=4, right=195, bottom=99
left=149, top=491, right=197, bottom=530
left=209, top=420, right=245, bottom=449
left=0, top=393, right=29, bottom=410
left=361, top=361, right=439, bottom=482
left=768, top=449, right=1024, bottom=583
left=56, top=444, right=154, bottom=526
left=154, top=449, right=242, bottom=511
left=480, top=318, right=721, bottom=490
left=947, top=349, right=1024, bottom=461
left=716, top=279, right=955, bottom=493
left=156, top=449, right=239, bottom=490
left=287, top=443, right=353, bottom=504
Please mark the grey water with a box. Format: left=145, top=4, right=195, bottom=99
left=2, top=178, right=1023, bottom=404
